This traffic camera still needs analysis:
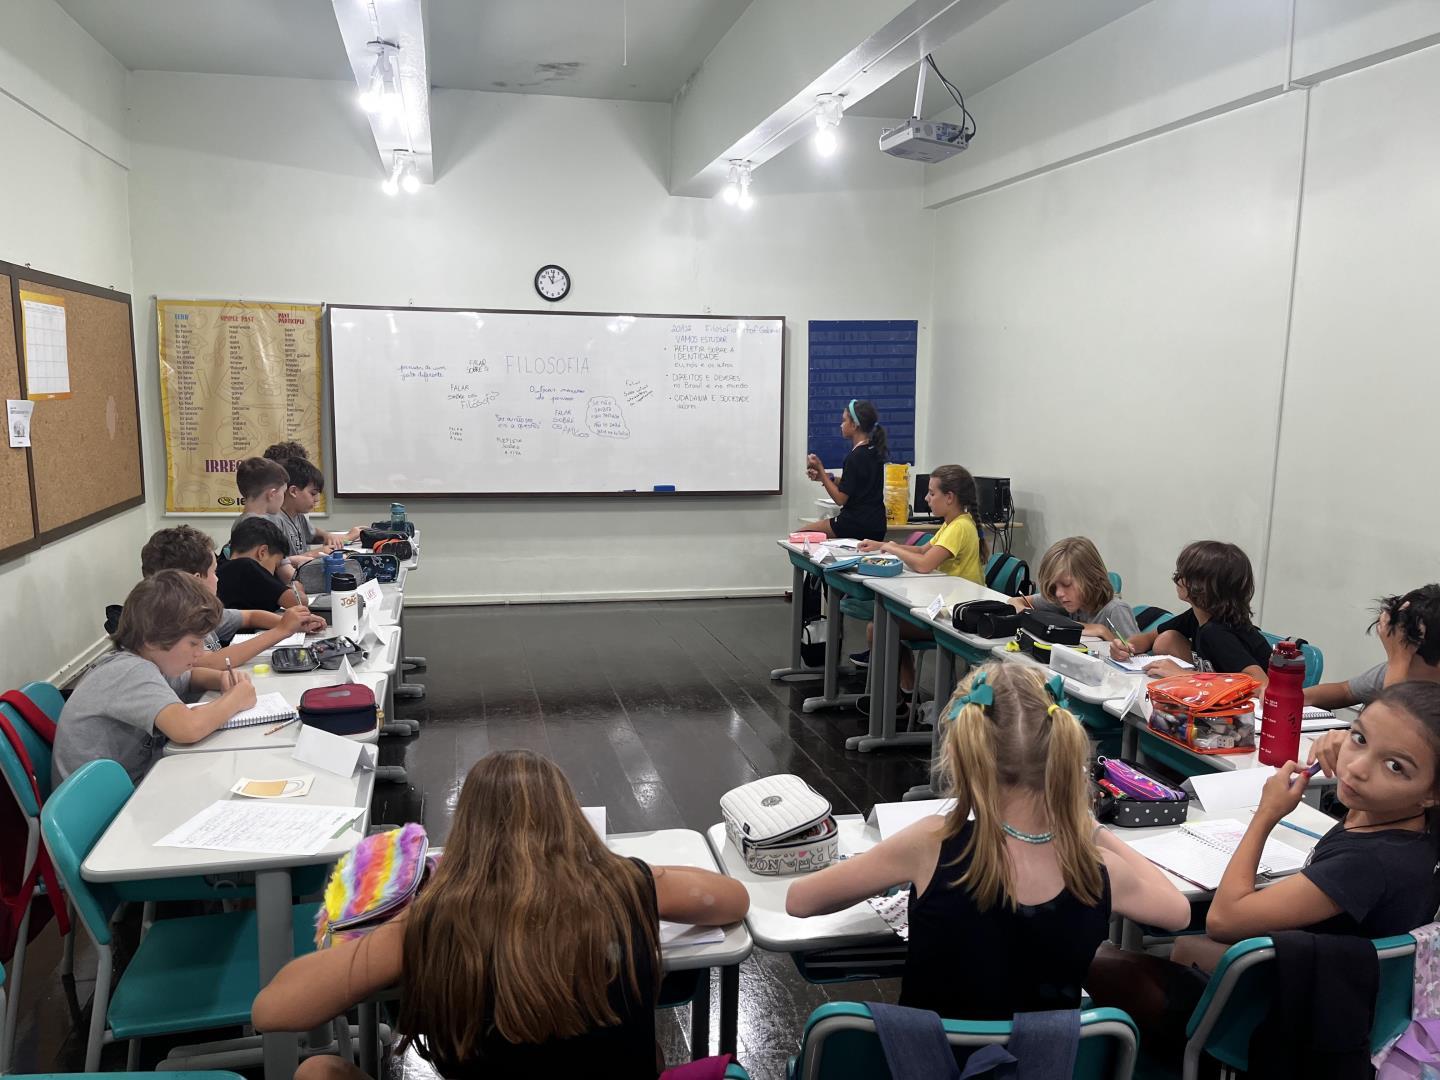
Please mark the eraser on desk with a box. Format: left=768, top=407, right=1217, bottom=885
left=252, top=663, right=271, bottom=676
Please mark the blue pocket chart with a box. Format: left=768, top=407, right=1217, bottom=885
left=807, top=320, right=917, bottom=474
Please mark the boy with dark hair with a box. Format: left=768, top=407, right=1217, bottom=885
left=53, top=571, right=258, bottom=785
left=234, top=456, right=289, bottom=528
left=139, top=525, right=323, bottom=670
left=274, top=454, right=361, bottom=553
left=1307, top=584, right=1440, bottom=709
left=219, top=518, right=309, bottom=612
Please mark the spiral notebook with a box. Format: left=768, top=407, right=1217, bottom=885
left=1126, top=818, right=1307, bottom=890
left=188, top=692, right=298, bottom=731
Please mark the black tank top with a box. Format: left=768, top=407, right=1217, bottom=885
left=426, top=859, right=660, bottom=1079
left=899, top=823, right=1112, bottom=1020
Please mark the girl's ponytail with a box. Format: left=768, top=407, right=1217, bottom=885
left=1044, top=704, right=1105, bottom=906
left=868, top=422, right=889, bottom=463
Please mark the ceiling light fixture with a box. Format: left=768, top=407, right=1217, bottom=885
left=722, top=160, right=754, bottom=210
left=813, top=93, right=843, bottom=157
left=358, top=40, right=401, bottom=118
left=380, top=151, right=405, bottom=196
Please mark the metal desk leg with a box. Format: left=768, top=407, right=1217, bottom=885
left=803, top=582, right=862, bottom=713
left=257, top=868, right=298, bottom=1080
left=358, top=1002, right=379, bottom=1077
left=847, top=601, right=891, bottom=751
left=904, top=648, right=956, bottom=800
left=688, top=971, right=711, bottom=1059
left=855, top=606, right=931, bottom=753
left=772, top=565, right=823, bottom=682
left=396, top=606, right=426, bottom=701
left=719, top=964, right=739, bottom=1057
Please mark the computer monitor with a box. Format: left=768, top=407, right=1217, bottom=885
left=912, top=472, right=932, bottom=518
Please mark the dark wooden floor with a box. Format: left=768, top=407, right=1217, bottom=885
left=12, top=598, right=927, bottom=1080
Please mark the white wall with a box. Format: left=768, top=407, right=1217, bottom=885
left=0, top=0, right=142, bottom=690
left=125, top=74, right=930, bottom=603
left=924, top=0, right=1440, bottom=681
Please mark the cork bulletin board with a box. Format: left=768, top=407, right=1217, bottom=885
left=1, top=261, right=143, bottom=565
left=0, top=273, right=38, bottom=562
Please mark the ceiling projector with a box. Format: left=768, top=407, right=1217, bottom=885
left=879, top=119, right=970, bottom=163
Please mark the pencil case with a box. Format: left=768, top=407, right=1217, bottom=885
left=856, top=555, right=904, bottom=577
left=1092, top=757, right=1190, bottom=828
left=270, top=636, right=365, bottom=673
left=789, top=531, right=828, bottom=545
left=951, top=599, right=1018, bottom=637
left=1019, top=610, right=1084, bottom=646
left=299, top=682, right=378, bottom=737
left=720, top=775, right=837, bottom=875
left=1016, top=629, right=1089, bottom=664
left=1147, top=673, right=1260, bottom=754
left=369, top=519, right=415, bottom=537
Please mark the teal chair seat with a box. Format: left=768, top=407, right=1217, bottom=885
left=788, top=1002, right=1138, bottom=1079
left=1182, top=934, right=1413, bottom=1078
left=984, top=554, right=1030, bottom=597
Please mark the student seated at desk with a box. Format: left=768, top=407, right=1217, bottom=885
left=1110, top=540, right=1271, bottom=683
left=218, top=517, right=313, bottom=613
left=264, top=442, right=362, bottom=549
left=1088, top=682, right=1440, bottom=1056
left=140, top=525, right=324, bottom=671
left=252, top=750, right=749, bottom=1080
left=52, top=571, right=258, bottom=786
left=799, top=399, right=889, bottom=541
left=858, top=465, right=986, bottom=692
left=785, top=664, right=1190, bottom=1020
left=1307, top=585, right=1440, bottom=710
left=1011, top=536, right=1139, bottom=641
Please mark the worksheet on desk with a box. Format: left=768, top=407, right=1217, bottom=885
left=155, top=801, right=362, bottom=855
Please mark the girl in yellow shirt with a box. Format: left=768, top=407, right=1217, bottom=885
left=860, top=465, right=987, bottom=692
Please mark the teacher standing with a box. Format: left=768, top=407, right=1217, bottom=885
left=801, top=399, right=889, bottom=542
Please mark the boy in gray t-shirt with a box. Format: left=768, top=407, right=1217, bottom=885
left=1306, top=584, right=1440, bottom=711
left=51, top=571, right=258, bottom=788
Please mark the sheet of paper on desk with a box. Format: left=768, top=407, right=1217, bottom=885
left=868, top=799, right=955, bottom=841
left=1252, top=699, right=1342, bottom=729
left=156, top=800, right=362, bottom=855
left=231, top=632, right=305, bottom=651
left=582, top=806, right=605, bottom=840
left=1107, top=654, right=1195, bottom=674
left=1188, top=766, right=1275, bottom=812
left=659, top=920, right=725, bottom=947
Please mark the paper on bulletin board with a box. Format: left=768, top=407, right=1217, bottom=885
left=7, top=400, right=33, bottom=448
left=18, top=291, right=71, bottom=400
left=157, top=299, right=325, bottom=514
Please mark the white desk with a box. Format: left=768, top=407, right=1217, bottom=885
left=165, top=669, right=389, bottom=755
left=705, top=816, right=899, bottom=971
left=853, top=575, right=1008, bottom=753
left=609, top=829, right=753, bottom=1056
left=82, top=748, right=373, bottom=1080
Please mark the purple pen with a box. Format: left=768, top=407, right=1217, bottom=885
left=1290, top=760, right=1324, bottom=786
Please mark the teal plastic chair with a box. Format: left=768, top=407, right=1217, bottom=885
left=1108, top=572, right=1122, bottom=594
left=0, top=685, right=70, bottom=1070
left=41, top=760, right=323, bottom=1071
left=724, top=1066, right=751, bottom=1079
left=1131, top=605, right=1174, bottom=633
left=1260, top=632, right=1324, bottom=687
left=1182, top=934, right=1414, bottom=1079
left=984, top=554, right=1030, bottom=597
left=787, top=1002, right=1138, bottom=1079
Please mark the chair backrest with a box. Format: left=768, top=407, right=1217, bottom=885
left=1259, top=632, right=1324, bottom=687
left=20, top=681, right=64, bottom=725
left=1186, top=934, right=1414, bottom=1071
left=1108, top=572, right=1122, bottom=595
left=984, top=554, right=1031, bottom=598
left=0, top=702, right=51, bottom=816
left=39, top=760, right=133, bottom=947
left=1132, top=605, right=1175, bottom=633
left=791, top=1002, right=1137, bottom=1080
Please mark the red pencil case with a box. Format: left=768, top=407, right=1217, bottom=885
left=299, top=683, right=378, bottom=736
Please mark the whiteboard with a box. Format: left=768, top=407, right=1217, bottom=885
left=328, top=307, right=784, bottom=496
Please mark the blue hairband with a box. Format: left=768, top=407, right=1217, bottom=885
left=847, top=399, right=859, bottom=425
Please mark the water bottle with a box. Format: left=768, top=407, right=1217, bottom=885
left=330, top=572, right=361, bottom=641
left=322, top=550, right=345, bottom=592
left=389, top=502, right=406, bottom=530
left=1259, top=640, right=1306, bottom=766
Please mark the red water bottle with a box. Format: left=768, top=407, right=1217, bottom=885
left=1259, top=640, right=1306, bottom=766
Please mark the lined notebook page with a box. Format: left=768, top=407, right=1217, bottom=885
left=1127, top=818, right=1307, bottom=889
left=189, top=692, right=297, bottom=730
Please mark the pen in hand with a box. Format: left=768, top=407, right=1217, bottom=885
left=1290, top=760, right=1323, bottom=787
left=292, top=582, right=304, bottom=606
left=1105, top=617, right=1130, bottom=650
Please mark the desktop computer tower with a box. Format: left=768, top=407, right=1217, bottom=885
left=975, top=476, right=1011, bottom=523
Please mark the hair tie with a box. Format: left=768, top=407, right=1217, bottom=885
left=943, top=670, right=994, bottom=724
left=1046, top=703, right=1060, bottom=717
left=1044, top=674, right=1070, bottom=713
left=847, top=399, right=860, bottom=425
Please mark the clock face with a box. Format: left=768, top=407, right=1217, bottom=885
left=535, top=264, right=571, bottom=302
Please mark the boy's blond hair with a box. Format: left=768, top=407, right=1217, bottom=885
left=1036, top=536, right=1115, bottom=613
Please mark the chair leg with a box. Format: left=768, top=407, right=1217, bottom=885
left=86, top=946, right=113, bottom=1072
left=60, top=898, right=76, bottom=976
left=127, top=1036, right=141, bottom=1071
left=3, top=901, right=31, bottom=1069
left=141, top=901, right=156, bottom=938
left=335, top=1015, right=354, bottom=1064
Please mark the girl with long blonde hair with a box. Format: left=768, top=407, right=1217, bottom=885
left=786, top=663, right=1188, bottom=1019
left=253, top=750, right=749, bottom=1078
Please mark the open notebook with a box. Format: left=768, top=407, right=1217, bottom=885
left=188, top=691, right=298, bottom=731
left=1126, top=818, right=1308, bottom=890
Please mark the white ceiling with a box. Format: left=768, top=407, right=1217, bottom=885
left=55, top=0, right=1148, bottom=114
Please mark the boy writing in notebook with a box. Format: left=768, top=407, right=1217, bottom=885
left=264, top=444, right=363, bottom=550
left=219, top=518, right=311, bottom=612
left=52, top=571, right=257, bottom=786
left=140, top=525, right=323, bottom=670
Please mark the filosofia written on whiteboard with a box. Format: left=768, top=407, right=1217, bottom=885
left=329, top=307, right=784, bottom=496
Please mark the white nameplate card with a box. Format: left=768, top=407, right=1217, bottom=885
left=292, top=724, right=375, bottom=777
left=582, top=805, right=606, bottom=840
left=356, top=578, right=384, bottom=614
left=926, top=595, right=944, bottom=619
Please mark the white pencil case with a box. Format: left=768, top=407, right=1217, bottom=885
left=1049, top=643, right=1109, bottom=686
left=720, top=774, right=838, bottom=875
